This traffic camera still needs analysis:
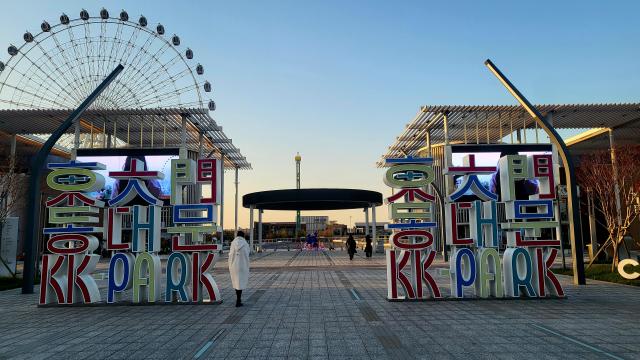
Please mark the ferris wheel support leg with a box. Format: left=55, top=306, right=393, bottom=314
left=21, top=64, right=125, bottom=295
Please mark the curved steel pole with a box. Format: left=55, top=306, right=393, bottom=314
left=21, top=64, right=125, bottom=294
left=484, top=59, right=586, bottom=285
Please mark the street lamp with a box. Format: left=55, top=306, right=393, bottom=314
left=484, top=59, right=586, bottom=285
left=295, top=152, right=301, bottom=241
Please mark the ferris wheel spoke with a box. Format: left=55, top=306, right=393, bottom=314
left=82, top=22, right=94, bottom=87
left=124, top=55, right=180, bottom=98
left=136, top=68, right=192, bottom=100
left=116, top=34, right=160, bottom=90
left=139, top=82, right=195, bottom=105
left=7, top=63, right=77, bottom=107
left=106, top=22, right=124, bottom=71
left=139, top=53, right=184, bottom=86
left=69, top=25, right=98, bottom=98
left=138, top=40, right=172, bottom=73
left=0, top=98, right=49, bottom=109
left=64, top=25, right=93, bottom=98
left=98, top=21, right=109, bottom=78
left=30, top=41, right=87, bottom=102
left=9, top=56, right=71, bottom=103
left=98, top=78, right=142, bottom=108
left=2, top=81, right=68, bottom=108
left=123, top=31, right=156, bottom=73
left=117, top=26, right=142, bottom=67
left=48, top=34, right=88, bottom=100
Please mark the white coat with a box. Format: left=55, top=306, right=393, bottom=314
left=228, top=236, right=250, bottom=290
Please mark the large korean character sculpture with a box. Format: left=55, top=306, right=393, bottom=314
left=498, top=154, right=564, bottom=298
left=40, top=161, right=105, bottom=305
left=383, top=157, right=441, bottom=300
left=443, top=153, right=501, bottom=299
left=104, top=157, right=164, bottom=303
left=165, top=158, right=221, bottom=303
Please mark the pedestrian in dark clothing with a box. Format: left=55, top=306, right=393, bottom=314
left=364, top=235, right=373, bottom=258
left=346, top=234, right=357, bottom=260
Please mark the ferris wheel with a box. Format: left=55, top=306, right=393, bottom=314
left=0, top=8, right=215, bottom=111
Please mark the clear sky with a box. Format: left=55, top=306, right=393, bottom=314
left=1, top=0, right=639, bottom=229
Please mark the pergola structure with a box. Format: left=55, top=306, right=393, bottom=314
left=0, top=108, right=250, bottom=168
left=379, top=103, right=640, bottom=163
left=379, top=102, right=640, bottom=266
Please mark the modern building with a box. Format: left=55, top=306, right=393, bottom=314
left=300, top=216, right=329, bottom=234
left=354, top=222, right=389, bottom=236
left=255, top=221, right=306, bottom=239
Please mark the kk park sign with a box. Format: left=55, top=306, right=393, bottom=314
left=40, top=157, right=222, bottom=305
left=383, top=147, right=564, bottom=300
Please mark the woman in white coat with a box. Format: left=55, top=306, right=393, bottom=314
left=228, top=231, right=250, bottom=307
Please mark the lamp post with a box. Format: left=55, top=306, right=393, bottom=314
left=295, top=152, right=301, bottom=241
left=484, top=59, right=586, bottom=285
left=21, top=64, right=124, bottom=294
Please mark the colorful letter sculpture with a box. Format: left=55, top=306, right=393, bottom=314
left=40, top=157, right=222, bottom=306
left=384, top=156, right=441, bottom=300
left=41, top=161, right=105, bottom=304
left=382, top=150, right=565, bottom=301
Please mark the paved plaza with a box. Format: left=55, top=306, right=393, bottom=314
left=0, top=250, right=639, bottom=360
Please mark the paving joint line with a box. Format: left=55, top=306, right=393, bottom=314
left=321, top=250, right=336, bottom=266
left=350, top=288, right=362, bottom=301
left=530, top=323, right=626, bottom=360
left=193, top=329, right=225, bottom=359
left=372, top=325, right=413, bottom=358
left=284, top=251, right=302, bottom=266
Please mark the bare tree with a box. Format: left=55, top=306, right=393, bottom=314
left=0, top=149, right=21, bottom=278
left=576, top=144, right=640, bottom=271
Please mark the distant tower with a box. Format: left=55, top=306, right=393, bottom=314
left=295, top=152, right=301, bottom=238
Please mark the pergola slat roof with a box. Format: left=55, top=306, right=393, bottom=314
left=0, top=108, right=251, bottom=169
left=380, top=103, right=640, bottom=166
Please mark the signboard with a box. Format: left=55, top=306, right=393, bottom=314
left=383, top=147, right=564, bottom=300
left=39, top=156, right=222, bottom=305
left=618, top=259, right=640, bottom=280
left=0, top=217, right=18, bottom=277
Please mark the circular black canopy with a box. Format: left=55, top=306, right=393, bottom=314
left=243, top=188, right=383, bottom=211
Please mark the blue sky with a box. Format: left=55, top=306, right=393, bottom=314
left=1, top=0, right=639, bottom=228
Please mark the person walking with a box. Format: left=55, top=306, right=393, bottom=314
left=228, top=231, right=250, bottom=307
left=346, top=234, right=357, bottom=260
left=364, top=235, right=373, bottom=258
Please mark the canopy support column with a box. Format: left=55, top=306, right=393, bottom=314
left=249, top=205, right=255, bottom=254
left=10, top=134, right=16, bottom=169
left=364, top=207, right=370, bottom=236
left=258, top=209, right=263, bottom=253
left=72, top=120, right=80, bottom=160
left=372, top=203, right=382, bottom=253
left=180, top=114, right=187, bottom=157
left=443, top=111, right=454, bottom=259
left=220, top=152, right=225, bottom=247
left=547, top=112, right=566, bottom=269
left=234, top=166, right=239, bottom=236
left=197, top=133, right=204, bottom=201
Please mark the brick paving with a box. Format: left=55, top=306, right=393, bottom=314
left=0, top=250, right=639, bottom=359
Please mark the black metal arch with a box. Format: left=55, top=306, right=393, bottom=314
left=243, top=188, right=383, bottom=211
